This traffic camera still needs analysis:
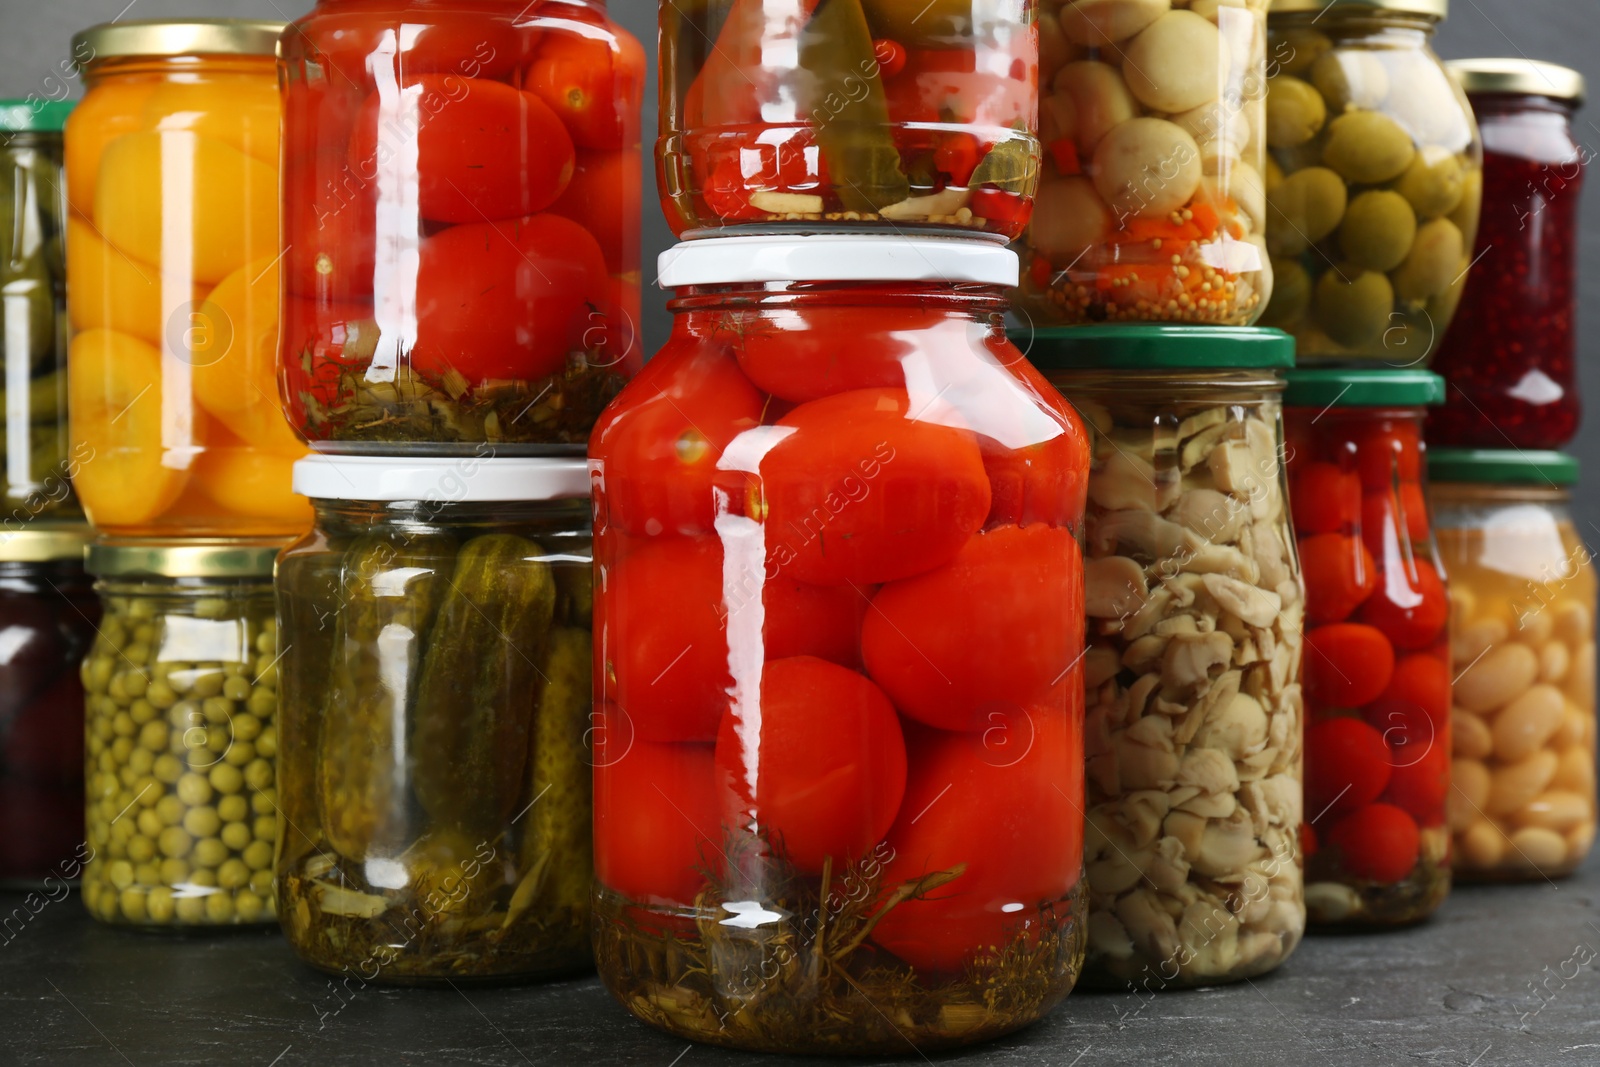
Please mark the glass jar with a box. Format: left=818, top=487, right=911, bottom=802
left=0, top=526, right=97, bottom=887
left=590, top=237, right=1089, bottom=1053
left=1263, top=0, right=1481, bottom=364
left=65, top=20, right=310, bottom=539
left=79, top=540, right=283, bottom=928
left=658, top=0, right=1040, bottom=239
left=1283, top=369, right=1449, bottom=926
left=0, top=101, right=79, bottom=525
left=1028, top=327, right=1305, bottom=988
left=1014, top=1, right=1273, bottom=326
left=275, top=457, right=594, bottom=984
left=1429, top=62, right=1586, bottom=448
left=1428, top=450, right=1595, bottom=880
left=278, top=0, right=645, bottom=454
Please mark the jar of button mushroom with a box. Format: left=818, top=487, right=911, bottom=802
left=1016, top=0, right=1273, bottom=325
left=1284, top=368, right=1450, bottom=927
left=80, top=540, right=284, bottom=928
left=1027, top=326, right=1305, bottom=988
left=1263, top=0, right=1481, bottom=364
left=1429, top=450, right=1595, bottom=881
left=276, top=457, right=594, bottom=984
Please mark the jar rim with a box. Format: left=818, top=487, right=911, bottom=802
left=87, top=538, right=287, bottom=579
left=1269, top=0, right=1447, bottom=20
left=293, top=455, right=590, bottom=504
left=1428, top=448, right=1579, bottom=486
left=1447, top=58, right=1586, bottom=104
left=1282, top=368, right=1444, bottom=408
left=1018, top=326, right=1295, bottom=371
left=658, top=236, right=1018, bottom=289
left=0, top=524, right=92, bottom=564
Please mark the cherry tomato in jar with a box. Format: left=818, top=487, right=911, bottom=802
left=1327, top=803, right=1420, bottom=884
left=348, top=75, right=574, bottom=225
left=862, top=525, right=1082, bottom=732
left=606, top=537, right=732, bottom=744
left=1306, top=718, right=1392, bottom=822
left=591, top=346, right=764, bottom=537
left=763, top=576, right=868, bottom=668
left=1360, top=486, right=1432, bottom=558
left=281, top=297, right=380, bottom=408
left=977, top=354, right=1089, bottom=529
left=1382, top=739, right=1449, bottom=827
left=1364, top=653, right=1450, bottom=751
left=1304, top=624, right=1395, bottom=708
left=566, top=275, right=643, bottom=378
left=969, top=187, right=1033, bottom=229
left=412, top=213, right=606, bottom=383
left=714, top=656, right=907, bottom=875
left=759, top=387, right=991, bottom=586
left=871, top=701, right=1082, bottom=974
left=525, top=28, right=645, bottom=151
left=283, top=149, right=379, bottom=302
left=594, top=734, right=721, bottom=906
left=1359, top=559, right=1448, bottom=652
left=546, top=149, right=642, bottom=276
left=1291, top=461, right=1361, bottom=535
left=1352, top=419, right=1422, bottom=489
left=1301, top=821, right=1320, bottom=861
left=1298, top=532, right=1378, bottom=625
left=299, top=12, right=527, bottom=86
left=728, top=306, right=929, bottom=404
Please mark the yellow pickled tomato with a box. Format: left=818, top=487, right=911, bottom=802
left=137, top=76, right=280, bottom=167
left=67, top=217, right=204, bottom=346
left=93, top=132, right=278, bottom=285
left=65, top=77, right=160, bottom=217
left=191, top=258, right=307, bottom=456
left=193, top=442, right=311, bottom=527
left=68, top=329, right=189, bottom=527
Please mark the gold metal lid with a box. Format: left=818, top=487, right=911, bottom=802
left=87, top=539, right=287, bottom=580
left=73, top=19, right=285, bottom=62
left=1448, top=59, right=1585, bottom=104
left=0, top=524, right=92, bottom=564
left=1270, top=0, right=1448, bottom=19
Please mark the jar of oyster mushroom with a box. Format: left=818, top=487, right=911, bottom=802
left=1027, top=326, right=1305, bottom=989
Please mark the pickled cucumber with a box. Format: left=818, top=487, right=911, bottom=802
left=518, top=627, right=595, bottom=921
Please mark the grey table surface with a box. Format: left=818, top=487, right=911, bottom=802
left=3, top=858, right=1599, bottom=1067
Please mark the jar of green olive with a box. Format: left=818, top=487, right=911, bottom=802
left=80, top=539, right=284, bottom=928
left=1264, top=0, right=1481, bottom=364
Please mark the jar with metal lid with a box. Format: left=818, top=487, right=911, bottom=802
left=0, top=101, right=79, bottom=526
left=1283, top=369, right=1450, bottom=926
left=1026, top=327, right=1304, bottom=988
left=1429, top=62, right=1586, bottom=448
left=79, top=539, right=284, bottom=928
left=276, top=457, right=594, bottom=984
left=0, top=526, right=97, bottom=888
left=65, top=19, right=309, bottom=538
left=278, top=0, right=645, bottom=454
left=1014, top=1, right=1273, bottom=326
left=658, top=1, right=1040, bottom=239
left=1263, top=0, right=1481, bottom=364
left=1429, top=449, right=1595, bottom=880
left=591, top=237, right=1089, bottom=1053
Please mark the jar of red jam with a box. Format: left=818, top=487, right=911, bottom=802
left=658, top=1, right=1039, bottom=239
left=1284, top=368, right=1450, bottom=927
left=1429, top=61, right=1586, bottom=448
left=0, top=526, right=97, bottom=888
left=278, top=0, right=645, bottom=453
left=590, top=236, right=1090, bottom=1053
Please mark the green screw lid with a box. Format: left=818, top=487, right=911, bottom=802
left=88, top=539, right=287, bottom=580
left=1015, top=326, right=1296, bottom=371
left=1283, top=368, right=1445, bottom=408
left=0, top=100, right=73, bottom=133
left=1428, top=449, right=1579, bottom=486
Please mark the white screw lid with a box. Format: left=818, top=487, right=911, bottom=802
left=292, top=455, right=590, bottom=503
left=658, top=235, right=1019, bottom=289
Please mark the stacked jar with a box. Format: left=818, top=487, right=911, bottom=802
left=271, top=0, right=642, bottom=981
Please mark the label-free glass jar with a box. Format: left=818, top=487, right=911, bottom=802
left=1028, top=327, right=1305, bottom=987
left=1015, top=1, right=1272, bottom=326
left=1284, top=369, right=1449, bottom=926
left=0, top=101, right=79, bottom=525
left=658, top=0, right=1040, bottom=239
left=276, top=457, right=594, bottom=984
left=591, top=237, right=1089, bottom=1053
left=0, top=526, right=97, bottom=886
left=1430, top=62, right=1586, bottom=448
left=65, top=20, right=309, bottom=538
left=278, top=0, right=645, bottom=453
left=1263, top=0, right=1481, bottom=364
left=1430, top=450, right=1595, bottom=880
left=80, top=540, right=283, bottom=927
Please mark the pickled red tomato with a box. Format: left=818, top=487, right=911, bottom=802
left=595, top=736, right=720, bottom=906
left=1383, top=741, right=1449, bottom=827
left=281, top=298, right=381, bottom=408
left=526, top=29, right=645, bottom=151
left=548, top=150, right=642, bottom=276
left=282, top=148, right=378, bottom=302
left=1352, top=420, right=1423, bottom=488
left=1306, top=718, right=1391, bottom=822
left=1299, top=532, right=1377, bottom=626
left=862, top=525, right=1082, bottom=732
left=1364, top=653, right=1450, bottom=755
left=871, top=705, right=1082, bottom=975
left=1359, top=559, right=1448, bottom=652
left=1361, top=484, right=1431, bottom=556
left=763, top=576, right=867, bottom=668
left=1303, top=624, right=1394, bottom=708
left=298, top=11, right=528, bottom=85
left=760, top=387, right=991, bottom=586
left=1290, top=461, right=1361, bottom=535
left=591, top=347, right=763, bottom=537
left=714, top=657, right=907, bottom=875
left=729, top=306, right=935, bottom=403
left=1327, top=803, right=1420, bottom=885
left=347, top=75, right=575, bottom=225
left=413, top=213, right=606, bottom=382
left=978, top=355, right=1090, bottom=529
